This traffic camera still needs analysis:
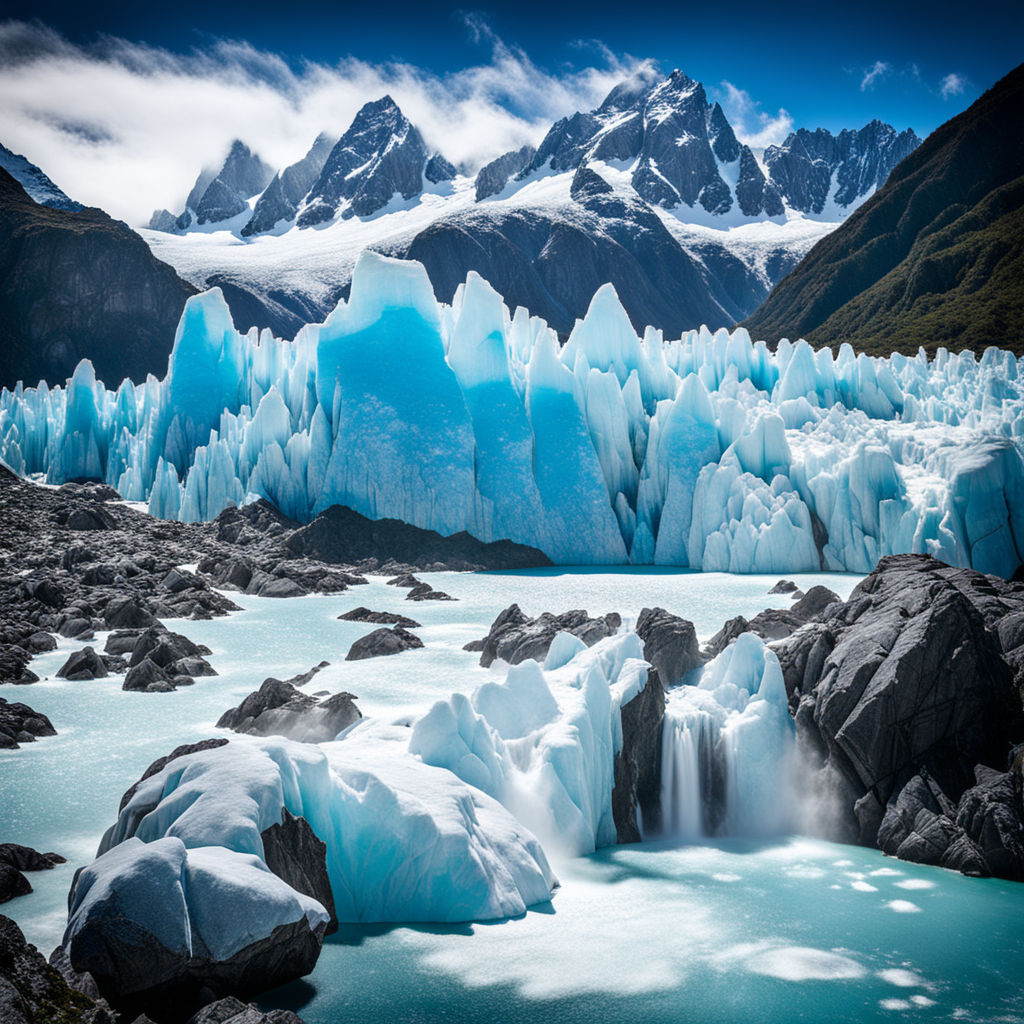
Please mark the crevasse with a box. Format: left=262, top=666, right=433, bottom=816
left=2, top=251, right=1023, bottom=573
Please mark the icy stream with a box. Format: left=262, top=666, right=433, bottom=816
left=2, top=569, right=1023, bottom=1022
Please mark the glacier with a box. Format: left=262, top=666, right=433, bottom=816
left=2, top=250, right=1024, bottom=574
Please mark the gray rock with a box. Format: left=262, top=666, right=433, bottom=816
left=57, top=646, right=108, bottom=681
left=769, top=580, right=798, bottom=594
left=0, top=914, right=114, bottom=1023
left=185, top=996, right=306, bottom=1023
left=776, top=554, right=1024, bottom=877
left=475, top=145, right=536, bottom=201
left=474, top=604, right=622, bottom=668
left=217, top=678, right=361, bottom=744
left=102, top=595, right=156, bottom=629
left=345, top=626, right=424, bottom=661
left=0, top=863, right=31, bottom=903
left=405, top=583, right=454, bottom=602
left=0, top=697, right=55, bottom=749
left=261, top=809, right=337, bottom=932
left=337, top=607, right=420, bottom=628
left=612, top=668, right=665, bottom=842
left=635, top=607, right=702, bottom=685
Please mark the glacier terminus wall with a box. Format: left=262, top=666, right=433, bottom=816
left=2, top=251, right=1023, bottom=575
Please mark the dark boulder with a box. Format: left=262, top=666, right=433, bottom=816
left=0, top=697, right=55, bottom=748
left=103, top=595, right=157, bottom=630
left=635, top=607, right=702, bottom=685
left=337, top=607, right=420, bottom=628
left=474, top=604, right=622, bottom=668
left=65, top=507, right=116, bottom=531
left=345, top=626, right=424, bottom=661
left=769, top=579, right=798, bottom=594
left=62, top=836, right=327, bottom=1021
left=405, top=583, right=455, bottom=602
left=0, top=864, right=31, bottom=904
left=217, top=678, right=360, bottom=744
left=0, top=645, right=39, bottom=684
left=57, top=647, right=108, bottom=681
left=122, top=657, right=173, bottom=693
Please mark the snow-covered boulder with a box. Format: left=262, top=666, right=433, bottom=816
left=63, top=837, right=328, bottom=1016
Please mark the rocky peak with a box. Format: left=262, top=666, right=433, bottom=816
left=296, top=95, right=440, bottom=225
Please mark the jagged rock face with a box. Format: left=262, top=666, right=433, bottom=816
left=0, top=169, right=196, bottom=388
left=297, top=97, right=432, bottom=225
left=475, top=145, right=536, bottom=201
left=189, top=141, right=275, bottom=226
left=0, top=915, right=114, bottom=1024
left=612, top=667, right=665, bottom=842
left=775, top=554, right=1024, bottom=877
left=0, top=697, right=55, bottom=749
left=261, top=810, right=338, bottom=933
left=763, top=121, right=920, bottom=215
left=473, top=604, right=622, bottom=668
left=242, top=133, right=338, bottom=237
left=424, top=153, right=457, bottom=184
left=519, top=68, right=917, bottom=219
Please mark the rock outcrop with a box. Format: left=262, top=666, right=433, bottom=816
left=775, top=554, right=1024, bottom=878
left=0, top=915, right=114, bottom=1024
left=472, top=604, right=622, bottom=668
left=635, top=607, right=702, bottom=684
left=612, top=667, right=665, bottom=843
left=0, top=169, right=196, bottom=388
left=217, top=678, right=361, bottom=743
left=261, top=810, right=338, bottom=933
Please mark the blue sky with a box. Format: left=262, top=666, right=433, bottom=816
left=5, top=0, right=1018, bottom=137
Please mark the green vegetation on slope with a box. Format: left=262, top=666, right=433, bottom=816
left=741, top=62, right=1024, bottom=357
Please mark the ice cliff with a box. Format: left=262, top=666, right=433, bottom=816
left=3, top=251, right=1023, bottom=574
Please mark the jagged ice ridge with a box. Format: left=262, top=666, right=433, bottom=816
left=2, top=251, right=1023, bottom=574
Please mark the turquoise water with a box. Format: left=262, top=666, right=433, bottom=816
left=3, top=569, right=1022, bottom=1023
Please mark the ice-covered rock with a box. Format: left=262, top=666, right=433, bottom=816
left=63, top=836, right=328, bottom=1016
left=4, top=256, right=1024, bottom=575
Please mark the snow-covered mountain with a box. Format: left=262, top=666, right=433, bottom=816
left=0, top=141, right=82, bottom=211
left=140, top=70, right=920, bottom=338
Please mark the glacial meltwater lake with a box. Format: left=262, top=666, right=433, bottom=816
left=3, top=569, right=1023, bottom=1023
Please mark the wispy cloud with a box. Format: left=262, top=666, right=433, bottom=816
left=939, top=72, right=967, bottom=99
left=860, top=61, right=891, bottom=91
left=0, top=19, right=650, bottom=225
left=714, top=81, right=793, bottom=150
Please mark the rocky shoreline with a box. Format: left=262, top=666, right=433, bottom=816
left=3, top=469, right=1024, bottom=1022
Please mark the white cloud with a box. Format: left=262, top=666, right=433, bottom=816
left=0, top=20, right=651, bottom=225
left=860, top=61, right=890, bottom=91
left=714, top=81, right=793, bottom=150
left=939, top=72, right=967, bottom=99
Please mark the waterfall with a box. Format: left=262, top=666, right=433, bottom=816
left=658, top=633, right=797, bottom=840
